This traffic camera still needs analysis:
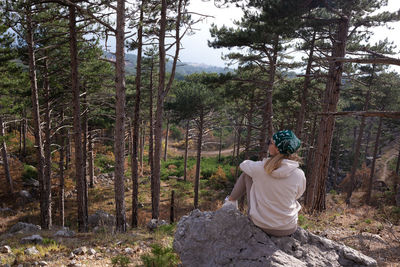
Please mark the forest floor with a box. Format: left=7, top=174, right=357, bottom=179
left=0, top=142, right=399, bottom=266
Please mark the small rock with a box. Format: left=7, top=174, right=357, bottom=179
left=0, top=207, right=16, bottom=216
left=21, top=235, right=43, bottom=244
left=87, top=248, right=96, bottom=255
left=24, top=246, right=39, bottom=255
left=54, top=228, right=75, bottom=238
left=69, top=252, right=75, bottom=259
left=124, top=247, right=134, bottom=254
left=0, top=245, right=12, bottom=253
left=146, top=219, right=168, bottom=231
left=38, top=261, right=48, bottom=266
left=73, top=246, right=87, bottom=255
left=67, top=260, right=82, bottom=267
left=19, top=190, right=32, bottom=199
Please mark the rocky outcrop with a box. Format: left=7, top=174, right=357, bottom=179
left=8, top=222, right=41, bottom=234
left=88, top=210, right=115, bottom=228
left=174, top=206, right=377, bottom=267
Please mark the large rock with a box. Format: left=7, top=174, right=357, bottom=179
left=173, top=206, right=377, bottom=267
left=21, top=235, right=43, bottom=244
left=54, top=228, right=75, bottom=238
left=88, top=210, right=115, bottom=228
left=8, top=222, right=41, bottom=234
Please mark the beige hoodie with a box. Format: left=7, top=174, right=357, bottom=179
left=240, top=158, right=306, bottom=231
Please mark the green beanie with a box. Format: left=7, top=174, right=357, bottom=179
left=272, top=130, right=301, bottom=155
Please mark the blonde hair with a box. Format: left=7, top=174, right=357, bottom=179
left=264, top=153, right=302, bottom=174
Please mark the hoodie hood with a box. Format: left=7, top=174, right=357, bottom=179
left=270, top=159, right=299, bottom=178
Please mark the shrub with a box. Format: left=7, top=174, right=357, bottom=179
left=170, top=125, right=183, bottom=140
left=21, top=164, right=38, bottom=181
left=209, top=166, right=228, bottom=190
left=111, top=255, right=130, bottom=267
left=95, top=153, right=115, bottom=173
left=141, top=244, right=179, bottom=267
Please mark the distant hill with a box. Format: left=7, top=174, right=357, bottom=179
left=104, top=52, right=232, bottom=78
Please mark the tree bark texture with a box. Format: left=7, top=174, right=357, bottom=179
left=194, top=112, right=204, bottom=209
left=0, top=116, right=13, bottom=194
left=82, top=90, right=88, bottom=220
left=259, top=35, right=278, bottom=159
left=26, top=7, right=48, bottom=228
left=346, top=87, right=371, bottom=205
left=296, top=30, right=316, bottom=140
left=153, top=0, right=182, bottom=219
left=131, top=1, right=144, bottom=228
left=307, top=16, right=350, bottom=212
left=88, top=130, right=94, bottom=188
left=43, top=59, right=52, bottom=228
left=148, top=58, right=154, bottom=171
left=58, top=123, right=65, bottom=227
left=244, top=97, right=255, bottom=159
left=184, top=120, right=189, bottom=182
left=163, top=118, right=169, bottom=161
left=114, top=0, right=127, bottom=232
left=366, top=117, right=383, bottom=204
left=69, top=3, right=88, bottom=232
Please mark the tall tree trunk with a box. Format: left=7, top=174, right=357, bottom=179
left=26, top=7, right=47, bottom=229
left=184, top=120, right=189, bottom=182
left=82, top=89, right=88, bottom=220
left=153, top=0, right=182, bottom=219
left=346, top=87, right=372, bottom=205
left=244, top=97, right=255, bottom=159
left=58, top=113, right=65, bottom=227
left=366, top=117, right=383, bottom=204
left=114, top=0, right=127, bottom=232
left=396, top=141, right=400, bottom=176
left=235, top=120, right=243, bottom=179
left=194, top=112, right=204, bottom=209
left=69, top=3, right=87, bottom=232
left=43, top=58, right=52, bottom=228
left=140, top=122, right=144, bottom=176
left=307, top=16, right=350, bottom=212
left=131, top=1, right=143, bottom=228
left=364, top=121, right=372, bottom=160
left=88, top=129, right=94, bottom=188
left=296, top=30, right=316, bottom=140
left=148, top=59, right=154, bottom=171
left=163, top=118, right=169, bottom=161
left=65, top=129, right=71, bottom=170
left=304, top=113, right=318, bottom=206
left=22, top=109, right=27, bottom=159
left=0, top=116, right=13, bottom=194
left=259, top=35, right=278, bottom=158
left=232, top=129, right=237, bottom=158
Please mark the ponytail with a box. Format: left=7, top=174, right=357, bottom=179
left=264, top=153, right=302, bottom=174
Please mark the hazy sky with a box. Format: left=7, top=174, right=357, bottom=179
left=179, top=0, right=400, bottom=68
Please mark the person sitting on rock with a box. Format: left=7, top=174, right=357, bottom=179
left=223, top=129, right=306, bottom=237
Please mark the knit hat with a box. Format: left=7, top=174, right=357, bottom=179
left=272, top=130, right=301, bottom=155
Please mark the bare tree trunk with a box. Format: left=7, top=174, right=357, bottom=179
left=22, top=109, right=27, bottom=159
left=0, top=116, right=13, bottom=194
left=194, top=112, right=204, bottom=209
left=259, top=35, right=278, bottom=158
left=148, top=59, right=154, bottom=171
left=65, top=129, right=71, bottom=170
left=58, top=112, right=65, bottom=227
left=366, top=117, right=383, bottom=204
left=235, top=122, right=243, bottom=179
left=140, top=123, right=144, bottom=176
left=346, top=88, right=371, bottom=205
left=131, top=1, right=144, bottom=228
left=88, top=129, right=94, bottom=188
left=82, top=90, right=88, bottom=220
left=153, top=0, right=183, bottom=219
left=364, top=121, right=371, bottom=160
left=333, top=129, right=341, bottom=190
left=184, top=120, right=189, bottom=182
left=163, top=118, right=169, bottom=161
left=114, top=0, right=127, bottom=232
left=232, top=129, right=237, bottom=158
left=69, top=3, right=87, bottom=232
left=307, top=16, right=350, bottom=212
left=244, top=97, right=254, bottom=159
left=26, top=7, right=47, bottom=229
left=304, top=114, right=318, bottom=206
left=396, top=142, right=400, bottom=176
left=43, top=58, right=52, bottom=228
left=296, top=30, right=316, bottom=140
